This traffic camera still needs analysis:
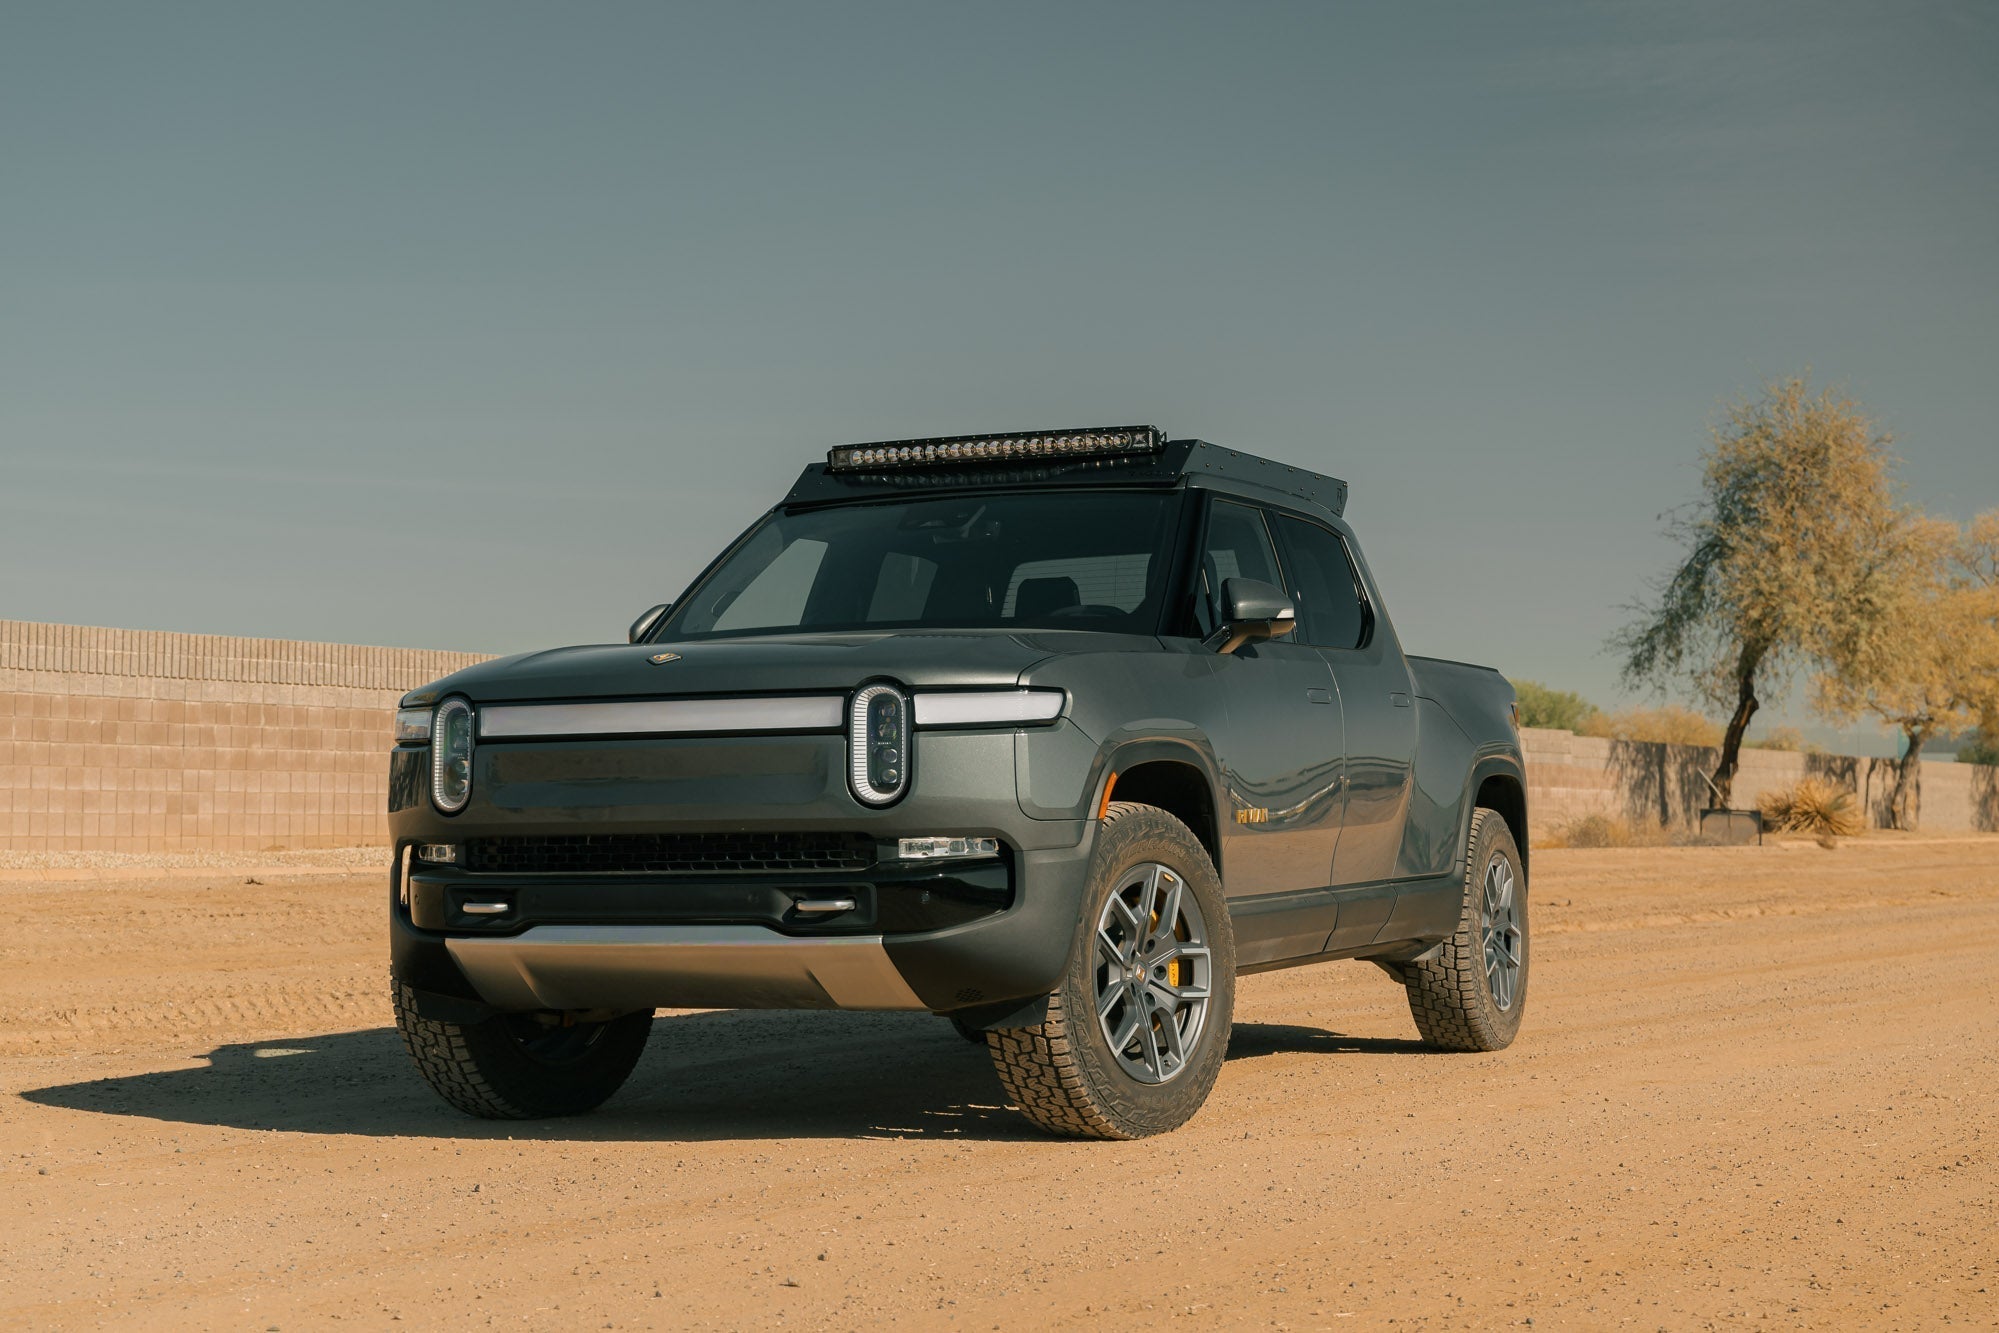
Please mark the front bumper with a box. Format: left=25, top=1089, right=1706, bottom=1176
left=387, top=727, right=1098, bottom=1018
left=390, top=836, right=1095, bottom=1017
left=406, top=853, right=1013, bottom=936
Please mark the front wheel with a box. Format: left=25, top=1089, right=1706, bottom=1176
left=393, top=978, right=653, bottom=1119
left=1404, top=807, right=1528, bottom=1051
left=988, top=801, right=1236, bottom=1139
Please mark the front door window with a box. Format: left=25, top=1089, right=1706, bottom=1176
left=1202, top=500, right=1344, bottom=919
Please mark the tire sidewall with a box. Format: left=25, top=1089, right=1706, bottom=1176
left=1061, top=807, right=1235, bottom=1136
left=1466, top=813, right=1528, bottom=1044
left=394, top=975, right=653, bottom=1119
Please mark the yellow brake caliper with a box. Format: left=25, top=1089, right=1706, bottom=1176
left=1170, top=917, right=1191, bottom=988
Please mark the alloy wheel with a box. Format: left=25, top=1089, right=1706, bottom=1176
left=1092, top=862, right=1213, bottom=1084
left=1481, top=857, right=1523, bottom=1011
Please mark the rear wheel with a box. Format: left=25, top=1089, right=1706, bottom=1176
left=392, top=978, right=653, bottom=1119
left=1404, top=808, right=1528, bottom=1051
left=988, top=801, right=1235, bottom=1139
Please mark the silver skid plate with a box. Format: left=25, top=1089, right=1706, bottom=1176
left=446, top=925, right=927, bottom=1012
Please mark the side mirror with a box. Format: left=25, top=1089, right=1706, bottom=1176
left=628, top=603, right=671, bottom=644
left=1212, top=578, right=1295, bottom=655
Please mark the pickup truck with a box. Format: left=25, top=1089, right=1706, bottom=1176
left=386, top=427, right=1529, bottom=1138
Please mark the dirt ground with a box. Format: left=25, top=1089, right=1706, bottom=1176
left=2, top=836, right=1995, bottom=1330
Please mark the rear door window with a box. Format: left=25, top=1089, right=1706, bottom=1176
left=1270, top=514, right=1369, bottom=649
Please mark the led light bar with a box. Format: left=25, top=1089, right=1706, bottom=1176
left=828, top=426, right=1163, bottom=472
left=480, top=696, right=843, bottom=739
left=912, top=690, right=1066, bottom=727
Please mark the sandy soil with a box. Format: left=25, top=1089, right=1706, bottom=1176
left=2, top=836, right=1995, bottom=1330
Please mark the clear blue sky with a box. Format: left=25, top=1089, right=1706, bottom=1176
left=4, top=2, right=1994, bottom=750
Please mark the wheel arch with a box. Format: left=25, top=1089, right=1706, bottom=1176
left=1465, top=754, right=1529, bottom=877
left=1096, top=741, right=1225, bottom=879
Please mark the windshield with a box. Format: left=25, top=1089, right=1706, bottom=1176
left=660, top=491, right=1183, bottom=640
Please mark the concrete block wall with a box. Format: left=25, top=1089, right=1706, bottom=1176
left=0, top=621, right=492, bottom=853
left=3, top=619, right=1993, bottom=853
left=1519, top=726, right=1999, bottom=837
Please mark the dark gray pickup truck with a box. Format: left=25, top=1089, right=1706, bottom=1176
left=387, top=427, right=1529, bottom=1138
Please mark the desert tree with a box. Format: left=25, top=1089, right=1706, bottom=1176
left=1816, top=511, right=1999, bottom=827
left=1962, top=510, right=1999, bottom=587
left=1613, top=375, right=1913, bottom=807
left=1966, top=512, right=1999, bottom=761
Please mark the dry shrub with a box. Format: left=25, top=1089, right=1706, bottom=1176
left=1758, top=777, right=1863, bottom=837
left=1579, top=706, right=1723, bottom=747
left=1553, top=814, right=1624, bottom=848
left=1546, top=814, right=1675, bottom=849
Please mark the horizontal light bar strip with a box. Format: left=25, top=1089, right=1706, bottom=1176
left=912, top=690, right=1065, bottom=727
left=480, top=696, right=843, bottom=739
left=828, top=425, right=1162, bottom=471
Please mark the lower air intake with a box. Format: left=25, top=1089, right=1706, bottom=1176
left=463, top=833, right=876, bottom=875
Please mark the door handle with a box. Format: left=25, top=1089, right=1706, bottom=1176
left=1390, top=692, right=1412, bottom=708
left=1305, top=687, right=1333, bottom=705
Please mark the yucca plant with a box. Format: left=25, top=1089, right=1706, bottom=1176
left=1757, top=777, right=1863, bottom=838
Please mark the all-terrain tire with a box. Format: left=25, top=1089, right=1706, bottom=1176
left=988, top=801, right=1235, bottom=1139
left=1405, top=807, right=1528, bottom=1052
left=392, top=978, right=653, bottom=1119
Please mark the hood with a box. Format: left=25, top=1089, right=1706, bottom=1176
left=404, top=629, right=1154, bottom=705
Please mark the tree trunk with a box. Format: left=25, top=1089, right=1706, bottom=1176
left=1891, top=723, right=1930, bottom=830
left=1712, top=646, right=1761, bottom=808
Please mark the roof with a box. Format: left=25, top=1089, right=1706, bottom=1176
left=781, top=435, right=1348, bottom=517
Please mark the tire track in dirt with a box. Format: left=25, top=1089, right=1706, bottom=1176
left=1, top=842, right=1995, bottom=1329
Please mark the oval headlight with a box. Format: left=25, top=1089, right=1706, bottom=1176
left=849, top=682, right=909, bottom=806
left=431, top=698, right=475, bottom=814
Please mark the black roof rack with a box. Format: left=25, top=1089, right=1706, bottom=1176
left=784, top=432, right=1347, bottom=517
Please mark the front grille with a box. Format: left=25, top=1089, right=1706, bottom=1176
left=462, top=832, right=877, bottom=876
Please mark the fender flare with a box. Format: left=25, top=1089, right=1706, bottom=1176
left=1091, top=733, right=1230, bottom=874
left=1453, top=747, right=1530, bottom=874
